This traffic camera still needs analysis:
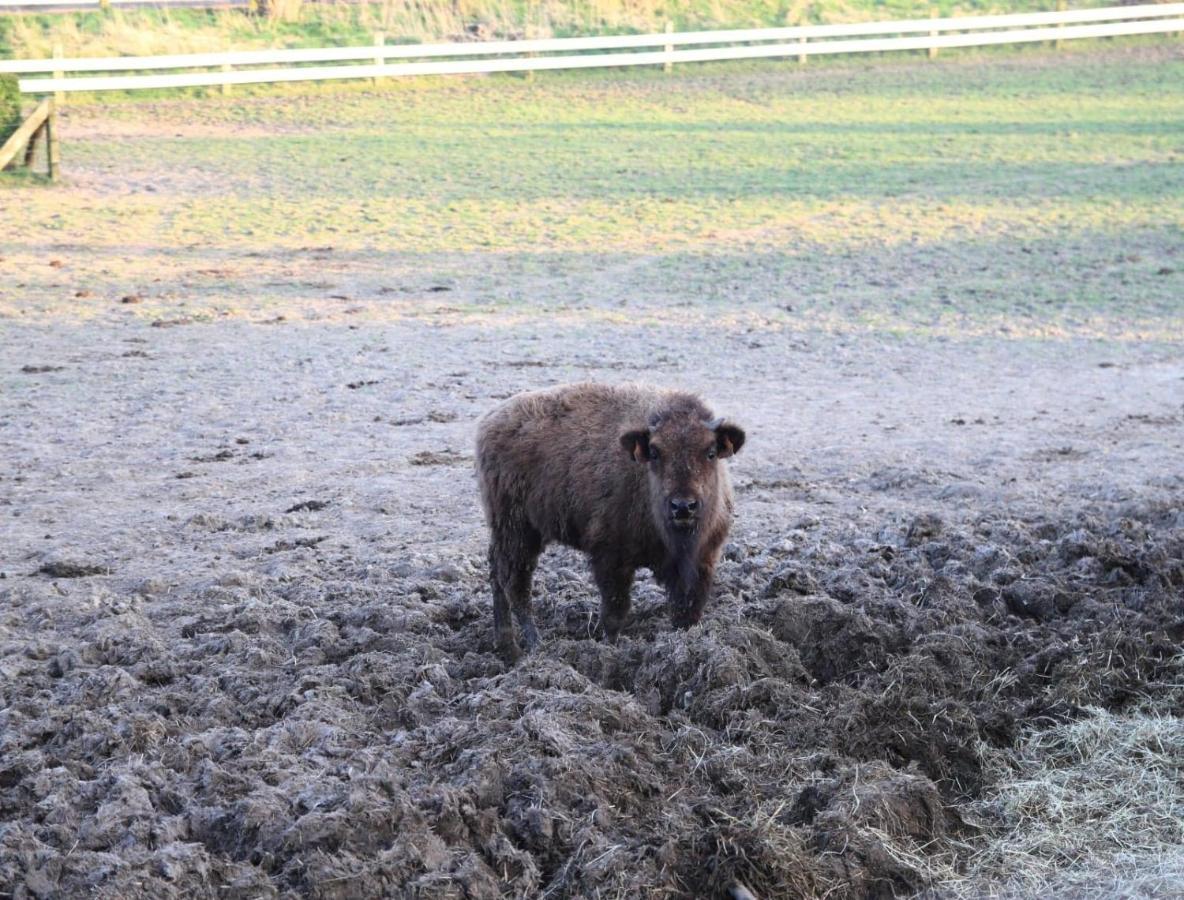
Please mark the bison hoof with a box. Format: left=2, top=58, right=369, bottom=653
left=497, top=636, right=522, bottom=663
left=520, top=622, right=541, bottom=654
left=597, top=617, right=625, bottom=643
left=670, top=610, right=702, bottom=630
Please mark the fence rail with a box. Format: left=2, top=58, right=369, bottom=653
left=4, top=3, right=1182, bottom=94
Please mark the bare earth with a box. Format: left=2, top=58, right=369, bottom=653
left=2, top=52, right=1184, bottom=899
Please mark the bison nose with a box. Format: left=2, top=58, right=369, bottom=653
left=670, top=498, right=699, bottom=519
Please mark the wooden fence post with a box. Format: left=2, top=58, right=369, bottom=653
left=1055, top=0, right=1066, bottom=49
left=798, top=35, right=807, bottom=64
left=221, top=63, right=232, bottom=95
left=928, top=8, right=939, bottom=59
left=52, top=43, right=64, bottom=105
left=373, top=32, right=384, bottom=85
left=22, top=119, right=42, bottom=168
left=664, top=21, right=674, bottom=73
left=46, top=100, right=59, bottom=182
left=0, top=99, right=51, bottom=175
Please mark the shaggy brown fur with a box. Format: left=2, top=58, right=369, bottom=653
left=475, top=382, right=746, bottom=658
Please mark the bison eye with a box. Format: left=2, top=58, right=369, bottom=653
left=706, top=448, right=717, bottom=461
left=647, top=445, right=660, bottom=462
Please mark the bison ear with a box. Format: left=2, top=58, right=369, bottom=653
left=715, top=421, right=746, bottom=458
left=620, top=429, right=650, bottom=463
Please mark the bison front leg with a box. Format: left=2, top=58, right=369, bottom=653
left=672, top=530, right=724, bottom=630
left=669, top=568, right=712, bottom=628
left=592, top=556, right=635, bottom=642
left=667, top=548, right=721, bottom=629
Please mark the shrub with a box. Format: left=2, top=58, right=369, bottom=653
left=0, top=74, right=22, bottom=151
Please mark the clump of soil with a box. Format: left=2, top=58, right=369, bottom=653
left=285, top=500, right=330, bottom=513
left=1, top=503, right=1181, bottom=898
left=409, top=449, right=471, bottom=466
left=36, top=560, right=107, bottom=578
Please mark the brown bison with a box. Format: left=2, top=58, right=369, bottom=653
left=475, top=382, right=746, bottom=658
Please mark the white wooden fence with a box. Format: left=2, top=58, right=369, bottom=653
left=3, top=3, right=1182, bottom=94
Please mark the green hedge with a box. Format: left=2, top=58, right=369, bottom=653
left=0, top=74, right=21, bottom=149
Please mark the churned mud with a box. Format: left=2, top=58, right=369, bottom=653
left=2, top=300, right=1181, bottom=898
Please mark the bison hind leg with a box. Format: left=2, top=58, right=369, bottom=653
left=490, top=576, right=518, bottom=661
left=489, top=519, right=543, bottom=658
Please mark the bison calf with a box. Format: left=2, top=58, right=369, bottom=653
left=475, top=382, right=746, bottom=658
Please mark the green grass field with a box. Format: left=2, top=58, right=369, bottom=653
left=6, top=40, right=1182, bottom=342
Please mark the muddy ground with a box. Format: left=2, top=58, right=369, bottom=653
left=2, top=48, right=1184, bottom=899
left=2, top=292, right=1182, bottom=898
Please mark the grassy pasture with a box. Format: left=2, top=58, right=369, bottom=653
left=6, top=40, right=1183, bottom=341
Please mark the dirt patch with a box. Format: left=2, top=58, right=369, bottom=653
left=409, top=449, right=473, bottom=467
left=285, top=500, right=331, bottom=514
left=0, top=298, right=1181, bottom=897
left=1, top=497, right=1181, bottom=897
left=35, top=561, right=108, bottom=578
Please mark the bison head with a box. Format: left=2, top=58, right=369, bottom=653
left=620, top=399, right=745, bottom=539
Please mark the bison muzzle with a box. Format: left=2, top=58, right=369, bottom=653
left=475, top=382, right=746, bottom=659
